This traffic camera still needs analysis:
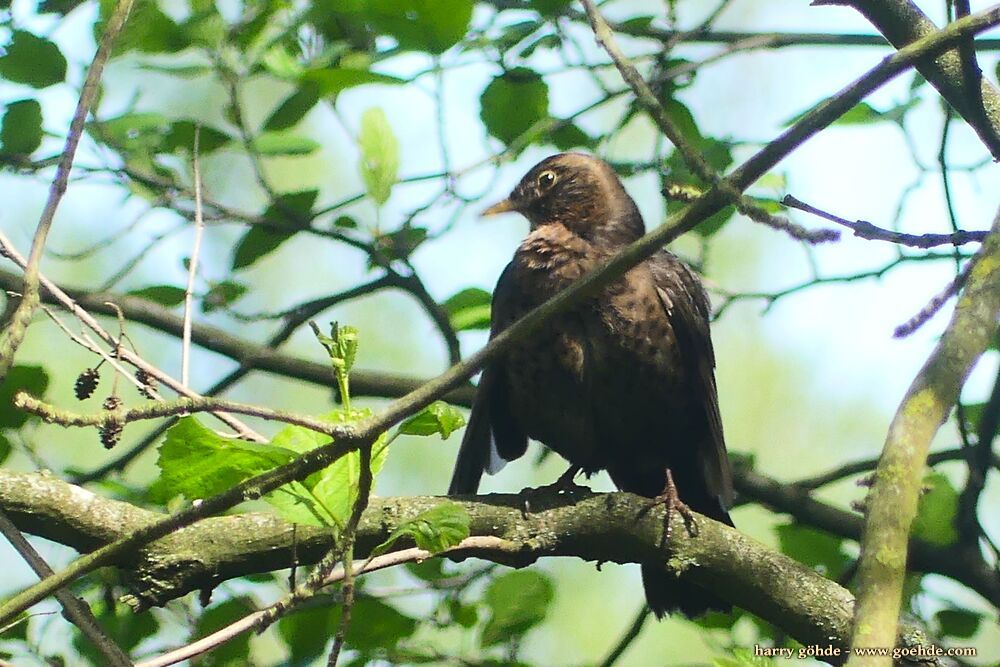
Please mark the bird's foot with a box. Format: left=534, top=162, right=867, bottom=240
left=520, top=465, right=586, bottom=515
left=641, top=469, right=698, bottom=546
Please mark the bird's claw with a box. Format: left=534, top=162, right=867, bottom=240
left=520, top=465, right=585, bottom=515
left=641, top=469, right=698, bottom=547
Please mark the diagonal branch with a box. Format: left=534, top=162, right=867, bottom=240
left=820, top=0, right=1000, bottom=159
left=0, top=509, right=133, bottom=666
left=847, top=208, right=1000, bottom=663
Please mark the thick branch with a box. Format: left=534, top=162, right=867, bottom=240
left=0, top=468, right=933, bottom=659
left=827, top=0, right=1000, bottom=159
left=848, top=209, right=1000, bottom=663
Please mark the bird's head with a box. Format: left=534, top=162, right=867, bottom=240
left=482, top=152, right=644, bottom=245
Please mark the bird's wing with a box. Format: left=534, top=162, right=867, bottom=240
left=448, top=262, right=528, bottom=495
left=649, top=251, right=734, bottom=508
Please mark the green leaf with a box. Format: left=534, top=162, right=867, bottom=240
left=71, top=600, right=157, bottom=662
left=530, top=0, right=573, bottom=16
left=480, top=68, right=549, bottom=145
left=155, top=417, right=297, bottom=500
left=313, top=322, right=359, bottom=376
left=307, top=431, right=388, bottom=526
left=373, top=226, right=428, bottom=264
left=0, top=99, right=43, bottom=155
left=784, top=99, right=918, bottom=128
left=549, top=121, right=593, bottom=151
left=260, top=411, right=389, bottom=528
left=398, top=401, right=465, bottom=439
left=278, top=597, right=416, bottom=662
left=481, top=570, right=553, bottom=647
left=39, top=0, right=87, bottom=15
left=202, top=280, right=248, bottom=313
left=376, top=503, right=471, bottom=555
left=663, top=132, right=734, bottom=237
left=448, top=598, right=480, bottom=628
left=0, top=434, right=11, bottom=466
left=0, top=31, right=67, bottom=88
left=92, top=112, right=169, bottom=152
left=262, top=189, right=319, bottom=227
left=357, top=107, right=399, bottom=206
left=360, top=0, right=474, bottom=54
left=911, top=472, right=959, bottom=546
left=252, top=132, right=319, bottom=155
left=712, top=648, right=776, bottom=667
left=162, top=121, right=232, bottom=154
left=405, top=558, right=447, bottom=581
left=104, top=0, right=189, bottom=54
left=195, top=598, right=254, bottom=665
left=443, top=287, right=492, bottom=331
left=231, top=227, right=292, bottom=270
left=264, top=83, right=321, bottom=131
left=303, top=68, right=405, bottom=96
left=277, top=601, right=334, bottom=663
left=775, top=523, right=850, bottom=578
left=346, top=597, right=418, bottom=651
left=935, top=608, right=982, bottom=639
left=0, top=366, right=49, bottom=429
left=127, top=285, right=186, bottom=307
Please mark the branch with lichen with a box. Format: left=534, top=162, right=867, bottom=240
left=0, top=468, right=938, bottom=662
left=847, top=207, right=1000, bottom=665
left=817, top=0, right=1000, bottom=159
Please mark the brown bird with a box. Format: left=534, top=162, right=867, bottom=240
left=448, top=152, right=734, bottom=618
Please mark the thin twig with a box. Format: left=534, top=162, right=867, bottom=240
left=134, top=538, right=506, bottom=667
left=0, top=0, right=135, bottom=379
left=181, top=128, right=205, bottom=388
left=583, top=0, right=839, bottom=245
left=14, top=392, right=341, bottom=437
left=0, top=231, right=263, bottom=441
left=793, top=446, right=1000, bottom=490
left=957, top=365, right=1000, bottom=542
left=893, top=255, right=976, bottom=338
left=326, top=445, right=372, bottom=666
left=781, top=195, right=988, bottom=248
left=597, top=605, right=651, bottom=667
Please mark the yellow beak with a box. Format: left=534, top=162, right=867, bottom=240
left=481, top=198, right=516, bottom=217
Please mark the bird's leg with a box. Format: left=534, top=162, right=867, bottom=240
left=520, top=464, right=585, bottom=515
left=549, top=464, right=584, bottom=492
left=642, top=469, right=698, bottom=545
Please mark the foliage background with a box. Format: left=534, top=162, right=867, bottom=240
left=0, top=0, right=998, bottom=665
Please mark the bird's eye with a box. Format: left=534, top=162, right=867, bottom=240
left=537, top=170, right=557, bottom=190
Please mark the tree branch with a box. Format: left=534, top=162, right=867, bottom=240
left=0, top=509, right=132, bottom=666
left=0, top=268, right=476, bottom=408
left=847, top=208, right=1000, bottom=663
left=0, top=468, right=937, bottom=660
left=822, top=0, right=1000, bottom=159
left=0, top=0, right=135, bottom=379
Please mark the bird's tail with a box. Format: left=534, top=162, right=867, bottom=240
left=643, top=503, right=733, bottom=619
left=641, top=562, right=731, bottom=619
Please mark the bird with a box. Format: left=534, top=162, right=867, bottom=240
left=448, top=152, right=734, bottom=618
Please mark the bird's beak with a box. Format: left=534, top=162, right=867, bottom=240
left=481, top=198, right=516, bottom=217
